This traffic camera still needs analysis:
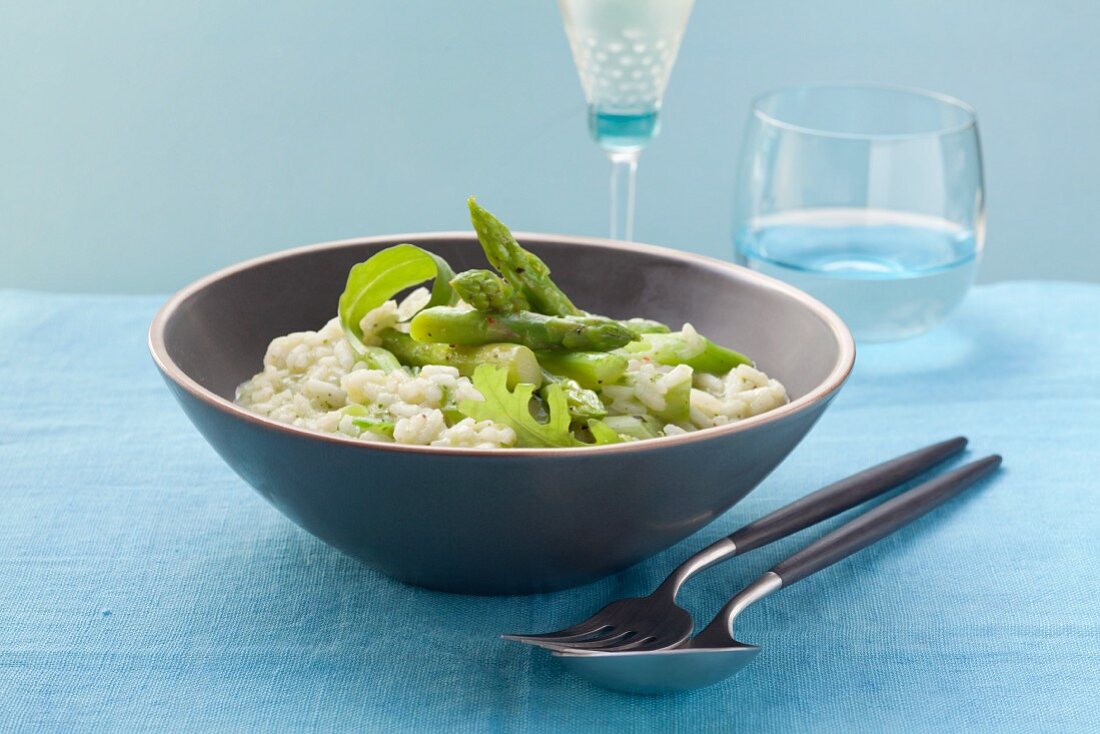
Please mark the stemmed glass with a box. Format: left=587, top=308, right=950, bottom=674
left=558, top=0, right=695, bottom=241
left=733, top=84, right=985, bottom=342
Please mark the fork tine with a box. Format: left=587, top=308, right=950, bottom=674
left=499, top=629, right=620, bottom=651
left=538, top=629, right=640, bottom=651
left=606, top=635, right=658, bottom=652
left=554, top=632, right=684, bottom=654
left=500, top=613, right=618, bottom=643
left=502, top=624, right=617, bottom=645
left=589, top=633, right=655, bottom=651
left=502, top=628, right=626, bottom=652
left=615, top=635, right=681, bottom=653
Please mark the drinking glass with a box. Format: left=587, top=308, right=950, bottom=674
left=733, top=84, right=985, bottom=342
left=558, top=0, right=695, bottom=241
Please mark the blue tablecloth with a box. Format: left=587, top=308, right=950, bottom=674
left=2, top=282, right=1097, bottom=732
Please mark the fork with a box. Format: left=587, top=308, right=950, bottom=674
left=502, top=436, right=968, bottom=653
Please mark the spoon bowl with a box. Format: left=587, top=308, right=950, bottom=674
left=555, top=644, right=761, bottom=695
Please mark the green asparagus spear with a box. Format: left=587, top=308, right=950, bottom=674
left=409, top=306, right=637, bottom=352
left=449, top=269, right=529, bottom=313
left=623, top=331, right=753, bottom=374
left=379, top=330, right=542, bottom=388
left=540, top=370, right=606, bottom=420
left=621, top=318, right=671, bottom=334
left=467, top=197, right=582, bottom=317
left=534, top=351, right=628, bottom=389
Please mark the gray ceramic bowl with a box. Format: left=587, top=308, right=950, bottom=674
left=149, top=233, right=854, bottom=595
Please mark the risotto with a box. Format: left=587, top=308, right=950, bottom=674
left=235, top=199, right=787, bottom=449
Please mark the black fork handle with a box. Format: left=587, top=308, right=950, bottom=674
left=727, top=436, right=968, bottom=554
left=771, top=455, right=1002, bottom=585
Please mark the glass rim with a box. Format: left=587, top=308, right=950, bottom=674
left=750, top=82, right=978, bottom=141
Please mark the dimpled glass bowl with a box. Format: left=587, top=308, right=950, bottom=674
left=149, top=233, right=854, bottom=595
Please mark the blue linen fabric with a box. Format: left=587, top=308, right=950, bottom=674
left=0, top=282, right=1097, bottom=733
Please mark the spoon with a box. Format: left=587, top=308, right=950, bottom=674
left=506, top=437, right=968, bottom=653
left=554, top=455, right=1002, bottom=694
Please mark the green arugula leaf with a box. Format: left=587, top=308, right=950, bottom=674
left=459, top=364, right=580, bottom=448
left=338, top=244, right=458, bottom=354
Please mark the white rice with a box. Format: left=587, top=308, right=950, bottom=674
left=235, top=316, right=518, bottom=448
left=235, top=307, right=788, bottom=448
left=689, top=364, right=789, bottom=428
left=601, top=327, right=788, bottom=433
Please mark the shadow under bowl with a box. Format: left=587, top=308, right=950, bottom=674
left=149, top=232, right=854, bottom=595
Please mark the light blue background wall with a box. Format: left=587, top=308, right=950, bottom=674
left=2, top=1, right=1098, bottom=293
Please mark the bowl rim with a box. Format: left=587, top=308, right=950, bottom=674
left=149, top=231, right=855, bottom=458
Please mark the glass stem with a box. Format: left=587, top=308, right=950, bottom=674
left=608, top=150, right=640, bottom=241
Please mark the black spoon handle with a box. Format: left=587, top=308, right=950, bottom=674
left=771, top=454, right=1002, bottom=586
left=727, top=436, right=969, bottom=554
